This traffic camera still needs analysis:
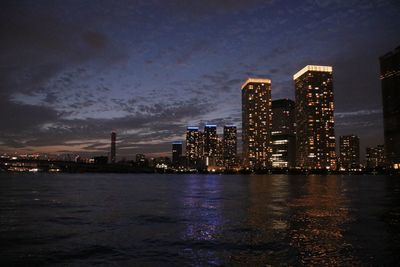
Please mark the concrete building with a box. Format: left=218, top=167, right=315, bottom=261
left=241, top=78, right=272, bottom=169
left=339, top=135, right=360, bottom=170
left=294, top=65, right=336, bottom=170
left=380, top=46, right=400, bottom=169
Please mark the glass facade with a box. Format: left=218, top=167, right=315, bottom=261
left=271, top=99, right=296, bottom=168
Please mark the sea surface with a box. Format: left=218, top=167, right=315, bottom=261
left=0, top=173, right=399, bottom=266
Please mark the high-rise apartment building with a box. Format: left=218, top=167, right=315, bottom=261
left=186, top=127, right=202, bottom=167
left=110, top=131, right=116, bottom=164
left=294, top=65, right=336, bottom=170
left=242, top=78, right=272, bottom=169
left=271, top=99, right=296, bottom=168
left=203, top=125, right=218, bottom=166
left=366, top=145, right=386, bottom=169
left=172, top=141, right=183, bottom=166
left=223, top=125, right=237, bottom=168
left=380, top=46, right=400, bottom=169
left=339, top=135, right=360, bottom=170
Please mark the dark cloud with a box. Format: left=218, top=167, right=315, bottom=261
left=83, top=31, right=108, bottom=50
left=0, top=98, right=60, bottom=134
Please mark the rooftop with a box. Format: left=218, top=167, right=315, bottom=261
left=293, top=65, right=333, bottom=80
left=241, top=78, right=271, bottom=90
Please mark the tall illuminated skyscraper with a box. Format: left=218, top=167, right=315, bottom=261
left=110, top=131, right=116, bottom=164
left=241, top=78, right=272, bottom=169
left=271, top=99, right=296, bottom=168
left=294, top=65, right=336, bottom=170
left=380, top=46, right=400, bottom=169
left=339, top=135, right=360, bottom=170
left=186, top=127, right=201, bottom=167
left=223, top=125, right=237, bottom=168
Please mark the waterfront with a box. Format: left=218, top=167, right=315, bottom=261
left=0, top=173, right=399, bottom=265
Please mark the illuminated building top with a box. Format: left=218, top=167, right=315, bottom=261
left=241, top=78, right=271, bottom=90
left=172, top=141, right=183, bottom=144
left=187, top=126, right=199, bottom=130
left=293, top=65, right=333, bottom=80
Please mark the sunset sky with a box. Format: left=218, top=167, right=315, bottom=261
left=1, top=0, right=399, bottom=159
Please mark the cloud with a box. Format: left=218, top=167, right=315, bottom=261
left=335, top=109, right=382, bottom=119
left=83, top=31, right=108, bottom=50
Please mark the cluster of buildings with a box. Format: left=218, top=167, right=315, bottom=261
left=97, top=45, right=399, bottom=172
left=168, top=45, right=399, bottom=172
left=172, top=125, right=238, bottom=171
left=2, top=46, right=398, bottom=173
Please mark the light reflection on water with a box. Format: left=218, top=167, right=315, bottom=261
left=181, top=175, right=223, bottom=242
left=0, top=173, right=399, bottom=265
left=286, top=176, right=359, bottom=265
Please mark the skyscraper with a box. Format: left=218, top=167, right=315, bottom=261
left=271, top=99, right=296, bottom=168
left=339, top=135, right=360, bottom=170
left=366, top=145, right=386, bottom=169
left=242, top=78, right=272, bottom=169
left=294, top=65, right=336, bottom=170
left=380, top=46, right=400, bottom=169
left=223, top=125, right=237, bottom=168
left=203, top=125, right=218, bottom=166
left=172, top=141, right=183, bottom=166
left=110, top=131, right=116, bottom=164
left=186, top=127, right=201, bottom=167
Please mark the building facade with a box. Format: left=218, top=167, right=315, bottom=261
left=294, top=65, right=336, bottom=170
left=271, top=99, right=296, bottom=168
left=172, top=141, right=183, bottom=166
left=203, top=125, right=218, bottom=166
left=242, top=78, right=272, bottom=169
left=110, top=131, right=116, bottom=164
left=339, top=135, right=360, bottom=170
left=186, top=127, right=202, bottom=168
left=366, top=145, right=386, bottom=169
left=380, top=46, right=400, bottom=169
left=223, top=125, right=237, bottom=168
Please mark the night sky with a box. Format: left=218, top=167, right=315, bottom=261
left=1, top=0, right=399, bottom=159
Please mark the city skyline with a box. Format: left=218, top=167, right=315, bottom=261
left=1, top=0, right=400, bottom=159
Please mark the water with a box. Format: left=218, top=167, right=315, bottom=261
left=0, top=173, right=399, bottom=266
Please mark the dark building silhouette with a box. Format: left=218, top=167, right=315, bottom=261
left=110, top=132, right=116, bottom=163
left=271, top=99, right=296, bottom=168
left=241, top=78, right=272, bottom=169
left=172, top=141, right=183, bottom=166
left=93, top=156, right=108, bottom=165
left=223, top=125, right=237, bottom=168
left=380, top=46, right=400, bottom=169
left=294, top=65, right=336, bottom=170
left=135, top=153, right=147, bottom=167
left=366, top=145, right=386, bottom=169
left=339, top=135, right=360, bottom=170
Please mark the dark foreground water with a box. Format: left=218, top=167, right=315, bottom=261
left=1, top=174, right=399, bottom=266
